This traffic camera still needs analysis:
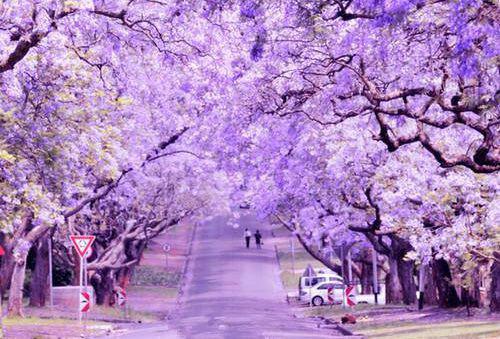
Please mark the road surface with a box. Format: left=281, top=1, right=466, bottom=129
left=112, top=213, right=345, bottom=338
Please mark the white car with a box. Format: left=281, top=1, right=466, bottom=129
left=299, top=272, right=343, bottom=292
left=299, top=282, right=345, bottom=306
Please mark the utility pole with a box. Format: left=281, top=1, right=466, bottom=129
left=290, top=238, right=295, bottom=279
left=372, top=247, right=378, bottom=304
left=341, top=245, right=346, bottom=308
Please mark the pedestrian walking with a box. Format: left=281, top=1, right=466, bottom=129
left=255, top=230, right=263, bottom=249
left=244, top=228, right=252, bottom=248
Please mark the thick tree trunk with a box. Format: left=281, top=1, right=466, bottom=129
left=360, top=261, right=372, bottom=294
left=7, top=245, right=29, bottom=317
left=91, top=269, right=115, bottom=306
left=424, top=264, right=438, bottom=305
left=29, top=235, right=50, bottom=307
left=489, top=256, right=500, bottom=312
left=398, top=258, right=417, bottom=305
left=116, top=268, right=131, bottom=290
left=385, top=256, right=404, bottom=304
left=432, top=258, right=461, bottom=308
left=0, top=239, right=15, bottom=296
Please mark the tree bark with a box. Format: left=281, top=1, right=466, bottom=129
left=398, top=258, right=417, bottom=305
left=360, top=261, right=372, bottom=294
left=489, top=254, right=500, bottom=312
left=29, top=235, right=50, bottom=307
left=385, top=255, right=404, bottom=303
left=91, top=269, right=115, bottom=306
left=7, top=244, right=29, bottom=317
left=0, top=240, right=14, bottom=297
left=424, top=264, right=438, bottom=305
left=432, top=258, right=461, bottom=308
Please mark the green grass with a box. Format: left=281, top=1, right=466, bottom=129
left=92, top=305, right=158, bottom=323
left=301, top=305, right=500, bottom=339
left=131, top=265, right=181, bottom=286
left=128, top=285, right=178, bottom=299
left=3, top=315, right=104, bottom=326
left=303, top=304, right=405, bottom=318
left=360, top=321, right=500, bottom=338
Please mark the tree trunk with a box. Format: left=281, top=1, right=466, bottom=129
left=489, top=255, right=500, bottom=312
left=385, top=256, right=404, bottom=304
left=0, top=239, right=15, bottom=296
left=91, top=269, right=115, bottom=306
left=424, top=264, right=438, bottom=305
left=29, top=235, right=50, bottom=307
left=432, top=258, right=461, bottom=308
left=398, top=258, right=417, bottom=305
left=360, top=261, right=372, bottom=294
left=7, top=243, right=30, bottom=317
left=116, top=268, right=131, bottom=290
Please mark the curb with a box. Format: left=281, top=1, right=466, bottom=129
left=316, top=316, right=356, bottom=336
left=165, top=220, right=197, bottom=321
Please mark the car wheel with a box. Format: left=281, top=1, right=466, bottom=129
left=312, top=296, right=323, bottom=306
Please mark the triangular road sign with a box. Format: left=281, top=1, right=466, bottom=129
left=70, top=235, right=95, bottom=258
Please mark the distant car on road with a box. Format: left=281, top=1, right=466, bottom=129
left=299, top=282, right=345, bottom=306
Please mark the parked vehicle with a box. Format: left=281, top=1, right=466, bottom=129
left=299, top=281, right=345, bottom=306
left=299, top=271, right=343, bottom=292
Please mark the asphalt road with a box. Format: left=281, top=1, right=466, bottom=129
left=110, top=213, right=344, bottom=338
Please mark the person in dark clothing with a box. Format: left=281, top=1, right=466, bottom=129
left=244, top=228, right=252, bottom=248
left=254, top=230, right=263, bottom=249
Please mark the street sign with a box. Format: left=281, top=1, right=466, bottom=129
left=345, top=285, right=356, bottom=307
left=162, top=243, right=171, bottom=253
left=0, top=245, right=5, bottom=256
left=327, top=287, right=334, bottom=304
left=80, top=291, right=91, bottom=312
left=70, top=235, right=95, bottom=258
left=117, top=288, right=127, bottom=306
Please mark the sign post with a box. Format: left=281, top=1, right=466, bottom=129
left=340, top=246, right=346, bottom=309
left=372, top=247, right=379, bottom=304
left=70, top=235, right=95, bottom=326
left=116, top=287, right=127, bottom=319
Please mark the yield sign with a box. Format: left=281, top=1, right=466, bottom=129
left=70, top=235, right=95, bottom=258
left=80, top=291, right=91, bottom=312
left=345, top=285, right=356, bottom=307
left=0, top=245, right=5, bottom=256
